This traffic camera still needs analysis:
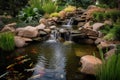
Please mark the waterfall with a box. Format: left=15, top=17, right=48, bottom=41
left=67, top=18, right=73, bottom=25
left=62, top=17, right=73, bottom=28
left=46, top=29, right=59, bottom=43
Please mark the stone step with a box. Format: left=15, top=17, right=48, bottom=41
left=71, top=30, right=81, bottom=34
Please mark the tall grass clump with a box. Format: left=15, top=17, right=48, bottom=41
left=0, top=32, right=15, bottom=51
left=42, top=0, right=58, bottom=14
left=96, top=46, right=120, bottom=80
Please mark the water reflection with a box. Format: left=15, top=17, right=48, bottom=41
left=0, top=41, right=97, bottom=80
left=28, top=42, right=66, bottom=80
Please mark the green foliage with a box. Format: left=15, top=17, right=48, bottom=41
left=99, top=0, right=118, bottom=8
left=28, top=0, right=44, bottom=14
left=93, top=12, right=104, bottom=22
left=100, top=24, right=112, bottom=35
left=18, top=0, right=58, bottom=22
left=104, top=23, right=120, bottom=41
left=18, top=6, right=42, bottom=23
left=0, top=32, right=15, bottom=51
left=107, top=10, right=120, bottom=22
left=96, top=4, right=109, bottom=8
left=96, top=50, right=120, bottom=80
left=42, top=0, right=58, bottom=14
left=93, top=10, right=120, bottom=22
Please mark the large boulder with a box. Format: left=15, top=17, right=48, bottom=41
left=59, top=10, right=66, bottom=19
left=95, top=38, right=104, bottom=45
left=79, top=28, right=98, bottom=37
left=14, top=36, right=32, bottom=48
left=104, top=20, right=113, bottom=25
left=80, top=55, right=102, bottom=75
left=92, top=23, right=104, bottom=31
left=83, top=21, right=92, bottom=29
left=39, top=18, right=47, bottom=25
left=97, top=41, right=110, bottom=49
left=35, top=23, right=46, bottom=30
left=16, top=26, right=38, bottom=38
left=1, top=22, right=16, bottom=32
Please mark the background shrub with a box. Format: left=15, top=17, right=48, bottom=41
left=104, top=23, right=120, bottom=41
left=0, top=0, right=29, bottom=16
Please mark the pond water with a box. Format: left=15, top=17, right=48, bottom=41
left=0, top=41, right=98, bottom=80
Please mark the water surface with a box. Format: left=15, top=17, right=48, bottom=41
left=0, top=41, right=98, bottom=80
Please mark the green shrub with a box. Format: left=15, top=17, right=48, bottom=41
left=105, top=10, right=120, bottom=22
left=64, top=5, right=76, bottom=12
left=96, top=4, right=109, bottom=8
left=104, top=23, right=120, bottom=41
left=18, top=6, right=42, bottom=23
left=42, top=0, right=58, bottom=14
left=50, top=12, right=60, bottom=17
left=100, top=24, right=112, bottom=35
left=93, top=12, right=104, bottom=22
left=0, top=32, right=15, bottom=51
left=93, top=10, right=120, bottom=22
left=28, top=0, right=44, bottom=14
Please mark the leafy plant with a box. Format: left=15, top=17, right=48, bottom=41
left=18, top=6, right=42, bottom=23
left=0, top=32, right=15, bottom=51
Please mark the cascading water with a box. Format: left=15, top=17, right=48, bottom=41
left=62, top=18, right=73, bottom=28
left=46, top=29, right=59, bottom=43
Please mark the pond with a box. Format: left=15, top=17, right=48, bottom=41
left=0, top=40, right=98, bottom=80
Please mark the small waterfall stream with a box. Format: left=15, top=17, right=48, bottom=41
left=62, top=18, right=73, bottom=28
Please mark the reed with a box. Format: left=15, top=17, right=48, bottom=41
left=96, top=47, right=120, bottom=80
left=0, top=32, right=15, bottom=51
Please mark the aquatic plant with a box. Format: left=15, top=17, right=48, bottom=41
left=96, top=46, right=120, bottom=80
left=0, top=32, right=15, bottom=51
